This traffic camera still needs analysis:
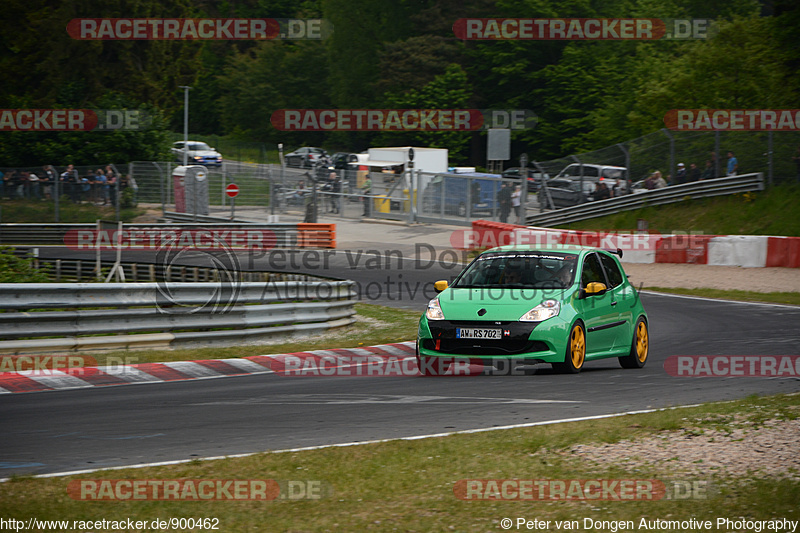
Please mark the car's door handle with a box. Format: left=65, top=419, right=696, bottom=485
left=611, top=301, right=618, bottom=306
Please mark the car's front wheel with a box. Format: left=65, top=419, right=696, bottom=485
left=553, top=322, right=585, bottom=374
left=619, top=317, right=648, bottom=369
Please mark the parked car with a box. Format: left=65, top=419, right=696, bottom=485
left=285, top=147, right=328, bottom=168
left=501, top=167, right=549, bottom=191
left=538, top=178, right=594, bottom=209
left=417, top=245, right=649, bottom=375
left=171, top=141, right=223, bottom=167
left=553, top=163, right=627, bottom=183
left=331, top=152, right=361, bottom=170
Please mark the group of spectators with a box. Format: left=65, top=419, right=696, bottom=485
left=0, top=164, right=137, bottom=206
left=643, top=150, right=739, bottom=190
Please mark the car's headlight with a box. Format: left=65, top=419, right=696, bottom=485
left=520, top=299, right=560, bottom=322
left=426, top=298, right=444, bottom=320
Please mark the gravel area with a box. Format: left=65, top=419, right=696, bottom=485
left=560, top=416, right=800, bottom=480
left=622, top=263, right=800, bottom=293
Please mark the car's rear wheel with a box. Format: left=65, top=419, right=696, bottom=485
left=619, top=317, right=648, bottom=369
left=553, top=322, right=585, bottom=374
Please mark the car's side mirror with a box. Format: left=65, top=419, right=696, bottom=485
left=434, top=280, right=449, bottom=293
left=584, top=282, right=607, bottom=296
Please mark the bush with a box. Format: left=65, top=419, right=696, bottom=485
left=0, top=247, right=51, bottom=282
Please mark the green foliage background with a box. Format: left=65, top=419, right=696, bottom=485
left=1, top=0, right=798, bottom=166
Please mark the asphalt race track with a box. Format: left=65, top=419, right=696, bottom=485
left=2, top=281, right=800, bottom=477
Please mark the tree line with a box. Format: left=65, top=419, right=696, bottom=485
left=0, top=0, right=797, bottom=167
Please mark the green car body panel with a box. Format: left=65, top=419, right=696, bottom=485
left=417, top=245, right=648, bottom=369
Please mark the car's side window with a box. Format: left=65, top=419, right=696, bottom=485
left=598, top=253, right=624, bottom=288
left=580, top=253, right=606, bottom=288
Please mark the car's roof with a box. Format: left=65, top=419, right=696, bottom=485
left=480, top=245, right=587, bottom=255
left=480, top=245, right=625, bottom=258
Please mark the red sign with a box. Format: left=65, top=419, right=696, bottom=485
left=225, top=183, right=240, bottom=198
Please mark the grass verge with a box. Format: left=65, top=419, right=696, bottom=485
left=0, top=199, right=143, bottom=224
left=1, top=394, right=797, bottom=531
left=81, top=303, right=421, bottom=367
left=644, top=287, right=800, bottom=306
left=555, top=182, right=800, bottom=236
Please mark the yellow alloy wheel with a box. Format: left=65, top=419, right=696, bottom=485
left=636, top=321, right=649, bottom=363
left=570, top=324, right=586, bottom=370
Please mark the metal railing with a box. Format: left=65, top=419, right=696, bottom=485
left=0, top=281, right=357, bottom=353
left=527, top=173, right=764, bottom=227
left=0, top=222, right=335, bottom=248
left=9, top=249, right=324, bottom=283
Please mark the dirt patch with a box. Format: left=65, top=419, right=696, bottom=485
left=623, top=262, right=800, bottom=293
left=559, top=417, right=800, bottom=481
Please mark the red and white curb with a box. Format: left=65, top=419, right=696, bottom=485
left=466, top=220, right=800, bottom=268
left=0, top=342, right=417, bottom=394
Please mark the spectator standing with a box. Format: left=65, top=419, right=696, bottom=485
left=18, top=171, right=29, bottom=199
left=653, top=170, right=667, bottom=189
left=41, top=165, right=55, bottom=199
left=95, top=171, right=107, bottom=204
left=700, top=160, right=714, bottom=181
left=28, top=171, right=41, bottom=199
left=328, top=173, right=341, bottom=214
left=612, top=178, right=627, bottom=197
left=511, top=184, right=522, bottom=223
left=675, top=163, right=687, bottom=184
left=687, top=163, right=701, bottom=182
left=61, top=164, right=79, bottom=202
left=497, top=182, right=512, bottom=223
left=361, top=175, right=372, bottom=217
left=594, top=180, right=611, bottom=201
left=726, top=151, right=738, bottom=176
left=106, top=166, right=117, bottom=207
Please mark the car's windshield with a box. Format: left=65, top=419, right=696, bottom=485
left=453, top=252, right=578, bottom=289
left=187, top=142, right=212, bottom=151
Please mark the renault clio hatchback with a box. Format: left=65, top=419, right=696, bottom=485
left=417, top=246, right=649, bottom=375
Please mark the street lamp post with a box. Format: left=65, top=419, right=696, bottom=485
left=179, top=86, right=192, bottom=166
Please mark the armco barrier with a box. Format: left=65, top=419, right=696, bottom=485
left=0, top=281, right=357, bottom=354
left=0, top=222, right=336, bottom=249
left=465, top=221, right=800, bottom=268
left=528, top=173, right=765, bottom=227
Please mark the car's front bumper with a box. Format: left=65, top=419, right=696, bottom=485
left=417, top=316, right=570, bottom=363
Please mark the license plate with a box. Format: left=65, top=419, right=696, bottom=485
left=456, top=328, right=501, bottom=339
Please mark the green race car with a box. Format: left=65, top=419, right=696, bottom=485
left=417, top=245, right=649, bottom=375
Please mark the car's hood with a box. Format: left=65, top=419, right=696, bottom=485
left=188, top=150, right=221, bottom=157
left=436, top=287, right=568, bottom=321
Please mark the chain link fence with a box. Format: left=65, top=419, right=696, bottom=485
left=3, top=131, right=798, bottom=224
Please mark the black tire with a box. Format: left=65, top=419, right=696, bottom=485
left=552, top=322, right=586, bottom=374
left=619, top=317, right=649, bottom=369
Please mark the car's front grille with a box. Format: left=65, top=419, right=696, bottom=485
left=421, top=338, right=548, bottom=356
left=424, top=321, right=547, bottom=356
